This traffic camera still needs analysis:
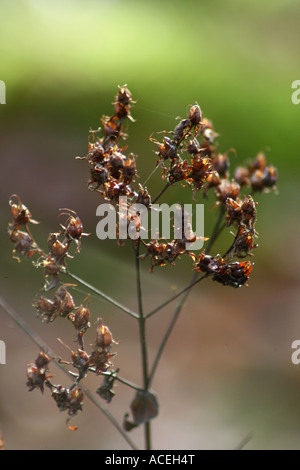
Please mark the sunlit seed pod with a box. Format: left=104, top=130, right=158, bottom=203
left=96, top=323, right=113, bottom=349
left=189, top=104, right=202, bottom=126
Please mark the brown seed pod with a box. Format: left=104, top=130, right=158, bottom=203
left=95, top=321, right=115, bottom=349
left=53, top=285, right=75, bottom=317
left=33, top=295, right=56, bottom=323
left=9, top=194, right=39, bottom=228
left=188, top=104, right=202, bottom=126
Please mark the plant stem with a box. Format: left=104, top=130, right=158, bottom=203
left=148, top=207, right=226, bottom=386
left=80, top=386, right=139, bottom=450
left=133, top=240, right=151, bottom=450
left=66, top=271, right=139, bottom=319
left=101, top=371, right=143, bottom=392
left=146, top=207, right=226, bottom=319
left=152, top=182, right=171, bottom=204
left=145, top=273, right=208, bottom=319
left=0, top=295, right=138, bottom=450
left=148, top=271, right=198, bottom=387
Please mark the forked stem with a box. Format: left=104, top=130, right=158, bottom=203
left=148, top=207, right=226, bottom=387
left=66, top=271, right=139, bottom=319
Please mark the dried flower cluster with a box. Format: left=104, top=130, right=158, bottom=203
left=8, top=85, right=278, bottom=443
left=77, top=85, right=137, bottom=203
left=151, top=105, right=214, bottom=192
left=25, top=313, right=118, bottom=430
left=8, top=196, right=117, bottom=430
left=26, top=351, right=85, bottom=430
left=78, top=86, right=277, bottom=283
left=8, top=195, right=89, bottom=290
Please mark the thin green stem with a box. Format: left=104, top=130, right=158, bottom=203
left=0, top=295, right=138, bottom=450
left=66, top=271, right=139, bottom=319
left=148, top=207, right=226, bottom=386
left=145, top=273, right=208, bottom=319
left=148, top=271, right=199, bottom=387
left=133, top=240, right=151, bottom=450
left=152, top=182, right=171, bottom=204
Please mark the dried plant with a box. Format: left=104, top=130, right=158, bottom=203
left=4, top=85, right=278, bottom=449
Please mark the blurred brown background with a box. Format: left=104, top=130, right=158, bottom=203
left=0, top=0, right=300, bottom=450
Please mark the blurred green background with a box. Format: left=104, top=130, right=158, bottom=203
left=0, top=0, right=300, bottom=450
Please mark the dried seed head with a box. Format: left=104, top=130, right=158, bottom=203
left=241, top=195, right=257, bottom=226
left=54, top=286, right=75, bottom=317
left=226, top=198, right=243, bottom=226
left=9, top=195, right=39, bottom=228
left=196, top=253, right=220, bottom=274
left=71, top=305, right=90, bottom=332
left=95, top=321, right=114, bottom=349
left=262, top=165, right=278, bottom=188
left=68, top=388, right=84, bottom=414
left=216, top=179, right=240, bottom=204
left=249, top=152, right=266, bottom=173
left=251, top=169, right=264, bottom=191
left=189, top=155, right=213, bottom=191
left=88, top=141, right=105, bottom=164
left=167, top=160, right=189, bottom=184
left=48, top=233, right=69, bottom=261
left=213, top=153, right=230, bottom=177
left=26, top=352, right=52, bottom=393
left=232, top=226, right=258, bottom=258
left=33, top=296, right=56, bottom=322
left=187, top=138, right=201, bottom=154
left=201, top=118, right=219, bottom=143
left=51, top=386, right=84, bottom=426
left=196, top=254, right=253, bottom=288
left=173, top=119, right=190, bottom=144
left=88, top=164, right=108, bottom=188
left=89, top=349, right=115, bottom=374
left=189, top=104, right=202, bottom=126
left=116, top=85, right=133, bottom=107
left=234, top=166, right=250, bottom=187
left=26, top=364, right=46, bottom=392
left=43, top=259, right=60, bottom=275
left=35, top=352, right=51, bottom=369
left=8, top=228, right=36, bottom=260
left=66, top=215, right=83, bottom=240
left=157, top=136, right=178, bottom=162
left=71, top=349, right=90, bottom=371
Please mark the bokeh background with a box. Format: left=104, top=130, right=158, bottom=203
left=0, top=0, right=300, bottom=450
